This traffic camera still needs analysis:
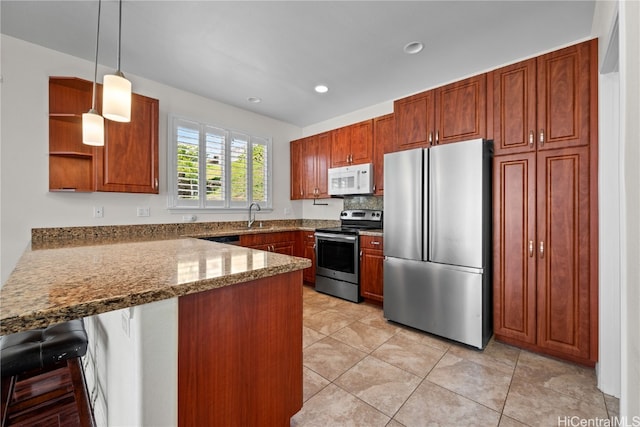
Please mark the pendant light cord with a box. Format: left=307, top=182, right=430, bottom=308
left=91, top=0, right=102, bottom=111
left=116, top=0, right=122, bottom=73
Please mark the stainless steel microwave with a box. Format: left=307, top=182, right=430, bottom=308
left=327, top=163, right=374, bottom=196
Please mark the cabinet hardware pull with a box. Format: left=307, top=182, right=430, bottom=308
left=528, top=240, right=534, bottom=257
left=359, top=250, right=363, bottom=258
left=435, top=130, right=439, bottom=145
left=428, top=132, right=433, bottom=144
left=371, top=241, right=380, bottom=245
left=539, top=241, right=544, bottom=258
left=539, top=129, right=545, bottom=146
left=373, top=184, right=376, bottom=192
left=155, top=178, right=159, bottom=190
left=313, top=244, right=316, bottom=249
left=529, top=131, right=534, bottom=148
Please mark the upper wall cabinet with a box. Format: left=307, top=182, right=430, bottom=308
left=393, top=74, right=487, bottom=151
left=492, top=41, right=594, bottom=155
left=96, top=92, right=159, bottom=193
left=372, top=113, right=395, bottom=195
left=48, top=76, right=159, bottom=193
left=290, top=133, right=330, bottom=200
left=49, top=78, right=97, bottom=192
left=330, top=119, right=373, bottom=167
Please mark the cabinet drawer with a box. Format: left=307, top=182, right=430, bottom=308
left=360, top=235, right=383, bottom=251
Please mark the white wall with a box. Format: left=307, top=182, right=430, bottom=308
left=592, top=0, right=640, bottom=416
left=0, top=35, right=305, bottom=284
left=593, top=0, right=621, bottom=398
left=618, top=0, right=640, bottom=418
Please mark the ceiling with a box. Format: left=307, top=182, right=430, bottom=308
left=1, top=1, right=595, bottom=128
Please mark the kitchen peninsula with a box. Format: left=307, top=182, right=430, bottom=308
left=0, top=229, right=311, bottom=426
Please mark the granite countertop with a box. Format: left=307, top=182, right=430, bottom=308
left=358, top=229, right=383, bottom=237
left=0, top=237, right=310, bottom=335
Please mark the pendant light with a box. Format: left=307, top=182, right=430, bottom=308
left=82, top=0, right=105, bottom=146
left=102, top=0, right=131, bottom=122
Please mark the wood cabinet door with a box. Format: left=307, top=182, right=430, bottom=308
left=493, top=153, right=537, bottom=344
left=315, top=132, right=331, bottom=198
left=373, top=114, right=395, bottom=195
left=435, top=74, right=486, bottom=145
left=290, top=139, right=304, bottom=200
left=492, top=59, right=537, bottom=155
left=360, top=236, right=384, bottom=302
left=536, top=41, right=593, bottom=151
left=331, top=127, right=351, bottom=167
left=97, top=93, right=159, bottom=193
left=394, top=91, right=434, bottom=151
left=302, top=232, right=316, bottom=284
left=536, top=147, right=591, bottom=360
left=349, top=120, right=373, bottom=165
left=303, top=135, right=319, bottom=199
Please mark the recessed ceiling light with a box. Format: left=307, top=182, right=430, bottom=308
left=247, top=97, right=262, bottom=103
left=314, top=85, right=329, bottom=94
left=403, top=41, right=424, bottom=55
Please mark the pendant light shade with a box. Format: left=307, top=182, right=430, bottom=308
left=82, top=109, right=105, bottom=146
left=102, top=72, right=131, bottom=122
left=102, top=0, right=131, bottom=123
left=82, top=0, right=104, bottom=146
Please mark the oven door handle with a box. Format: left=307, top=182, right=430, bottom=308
left=315, top=233, right=358, bottom=243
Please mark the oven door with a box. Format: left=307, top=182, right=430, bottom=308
left=315, top=232, right=359, bottom=284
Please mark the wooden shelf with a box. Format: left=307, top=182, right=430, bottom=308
left=49, top=113, right=82, bottom=122
left=50, top=151, right=93, bottom=158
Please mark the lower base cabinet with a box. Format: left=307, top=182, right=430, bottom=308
left=360, top=235, right=384, bottom=303
left=240, top=232, right=296, bottom=255
left=301, top=231, right=316, bottom=284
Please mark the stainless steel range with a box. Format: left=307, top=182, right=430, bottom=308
left=315, top=209, right=383, bottom=302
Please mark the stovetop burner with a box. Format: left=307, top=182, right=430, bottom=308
left=315, top=209, right=383, bottom=235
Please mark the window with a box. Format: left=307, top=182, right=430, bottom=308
left=169, top=116, right=271, bottom=209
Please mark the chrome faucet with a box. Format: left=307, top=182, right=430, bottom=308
left=248, top=202, right=261, bottom=228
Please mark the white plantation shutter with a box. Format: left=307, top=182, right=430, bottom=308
left=252, top=136, right=269, bottom=204
left=170, top=115, right=271, bottom=209
left=205, top=126, right=227, bottom=207
left=230, top=132, right=249, bottom=207
left=175, top=119, right=200, bottom=208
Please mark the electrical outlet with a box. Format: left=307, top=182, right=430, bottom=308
left=284, top=207, right=292, bottom=216
left=93, top=206, right=104, bottom=218
left=182, top=215, right=197, bottom=222
left=137, top=207, right=150, bottom=217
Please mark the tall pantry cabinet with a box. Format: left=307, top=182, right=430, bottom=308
left=492, top=39, right=598, bottom=366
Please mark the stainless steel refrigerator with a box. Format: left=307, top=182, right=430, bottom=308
left=383, top=139, right=493, bottom=349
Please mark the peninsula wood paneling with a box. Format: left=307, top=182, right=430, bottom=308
left=178, top=272, right=303, bottom=427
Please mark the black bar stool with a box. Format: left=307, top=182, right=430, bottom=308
left=0, top=319, right=93, bottom=427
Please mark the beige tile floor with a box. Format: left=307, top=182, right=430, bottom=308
left=291, top=286, right=619, bottom=427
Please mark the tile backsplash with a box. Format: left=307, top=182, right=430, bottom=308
left=343, top=195, right=383, bottom=210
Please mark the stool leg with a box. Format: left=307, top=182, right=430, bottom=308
left=67, top=358, right=95, bottom=427
left=1, top=376, right=16, bottom=427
